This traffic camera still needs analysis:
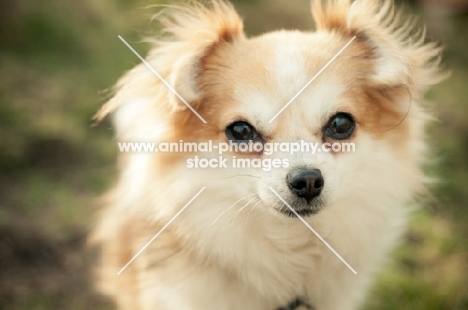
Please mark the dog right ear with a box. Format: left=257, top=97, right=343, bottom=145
left=94, top=1, right=244, bottom=123
left=152, top=1, right=245, bottom=111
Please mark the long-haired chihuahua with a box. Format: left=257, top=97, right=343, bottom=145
left=91, top=1, right=445, bottom=309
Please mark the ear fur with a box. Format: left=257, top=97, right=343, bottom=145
left=311, top=0, right=445, bottom=89
left=153, top=0, right=245, bottom=109
left=94, top=0, right=244, bottom=121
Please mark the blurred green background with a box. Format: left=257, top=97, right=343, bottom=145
left=0, top=0, right=467, bottom=309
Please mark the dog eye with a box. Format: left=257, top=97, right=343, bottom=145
left=324, top=113, right=355, bottom=140
left=226, top=121, right=260, bottom=142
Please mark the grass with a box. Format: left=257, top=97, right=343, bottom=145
left=0, top=0, right=467, bottom=309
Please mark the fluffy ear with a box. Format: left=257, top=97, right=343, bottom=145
left=94, top=1, right=244, bottom=122
left=148, top=0, right=245, bottom=109
left=311, top=0, right=443, bottom=88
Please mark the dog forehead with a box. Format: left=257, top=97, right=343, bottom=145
left=272, top=42, right=309, bottom=98
left=229, top=33, right=346, bottom=135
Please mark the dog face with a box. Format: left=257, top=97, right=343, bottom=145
left=193, top=32, right=361, bottom=217
left=97, top=0, right=442, bottom=228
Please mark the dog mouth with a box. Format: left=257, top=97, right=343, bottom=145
left=280, top=208, right=320, bottom=217
left=278, top=198, right=325, bottom=218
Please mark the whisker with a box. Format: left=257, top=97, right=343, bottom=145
left=246, top=198, right=263, bottom=223
left=229, top=196, right=261, bottom=226
left=207, top=192, right=258, bottom=229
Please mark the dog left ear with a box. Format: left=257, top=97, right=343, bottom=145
left=152, top=1, right=245, bottom=110
left=312, top=0, right=443, bottom=89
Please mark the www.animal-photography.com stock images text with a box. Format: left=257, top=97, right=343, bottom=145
left=1, top=0, right=468, bottom=310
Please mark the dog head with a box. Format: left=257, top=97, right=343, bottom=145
left=98, top=0, right=444, bottom=223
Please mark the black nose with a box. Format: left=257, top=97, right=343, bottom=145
left=287, top=168, right=324, bottom=201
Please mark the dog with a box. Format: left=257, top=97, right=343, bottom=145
left=91, top=0, right=444, bottom=309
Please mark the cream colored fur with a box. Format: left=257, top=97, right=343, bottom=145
left=91, top=1, right=444, bottom=309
